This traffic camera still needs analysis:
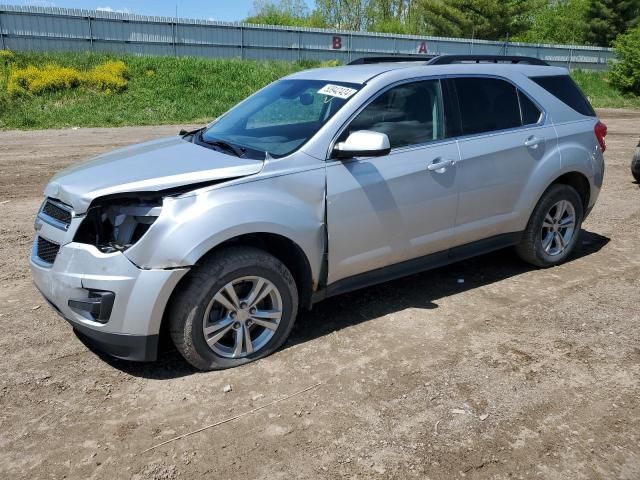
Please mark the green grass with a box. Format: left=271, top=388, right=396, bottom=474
left=0, top=51, right=639, bottom=130
left=0, top=52, right=318, bottom=130
left=572, top=69, right=640, bottom=110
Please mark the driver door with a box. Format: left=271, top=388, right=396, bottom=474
left=326, top=79, right=460, bottom=286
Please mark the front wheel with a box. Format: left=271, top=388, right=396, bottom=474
left=169, top=246, right=298, bottom=370
left=516, top=184, right=584, bottom=268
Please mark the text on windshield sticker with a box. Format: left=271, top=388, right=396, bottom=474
left=317, top=84, right=357, bottom=99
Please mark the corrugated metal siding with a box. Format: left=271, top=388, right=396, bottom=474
left=5, top=36, right=86, bottom=51
left=178, top=44, right=240, bottom=58
left=0, top=4, right=614, bottom=70
left=94, top=19, right=174, bottom=43
left=177, top=25, right=242, bottom=46
left=2, top=11, right=88, bottom=38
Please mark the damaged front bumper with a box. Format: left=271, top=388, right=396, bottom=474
left=30, top=237, right=188, bottom=361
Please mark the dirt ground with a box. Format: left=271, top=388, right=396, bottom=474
left=0, top=111, right=638, bottom=480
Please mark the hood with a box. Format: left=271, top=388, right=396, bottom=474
left=45, top=136, right=264, bottom=213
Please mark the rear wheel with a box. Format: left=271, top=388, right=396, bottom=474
left=516, top=184, right=584, bottom=267
left=632, top=146, right=640, bottom=183
left=169, top=246, right=298, bottom=370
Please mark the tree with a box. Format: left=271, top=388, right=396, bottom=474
left=585, top=0, right=640, bottom=46
left=610, top=25, right=640, bottom=95
left=516, top=0, right=590, bottom=45
left=245, top=0, right=325, bottom=27
left=244, top=0, right=544, bottom=42
left=415, top=0, right=537, bottom=40
left=314, top=0, right=369, bottom=30
left=413, top=0, right=472, bottom=37
left=364, top=0, right=422, bottom=34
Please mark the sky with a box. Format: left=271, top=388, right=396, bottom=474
left=8, top=0, right=315, bottom=22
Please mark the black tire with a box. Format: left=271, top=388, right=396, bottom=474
left=516, top=184, right=584, bottom=268
left=169, top=246, right=298, bottom=370
left=632, top=146, right=640, bottom=183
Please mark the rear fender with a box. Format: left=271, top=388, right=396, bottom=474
left=515, top=158, right=594, bottom=232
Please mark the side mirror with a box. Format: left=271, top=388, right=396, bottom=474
left=333, top=130, right=391, bottom=159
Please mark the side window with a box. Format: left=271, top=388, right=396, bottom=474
left=454, top=77, right=522, bottom=135
left=518, top=90, right=542, bottom=125
left=342, top=80, right=445, bottom=149
left=531, top=75, right=596, bottom=117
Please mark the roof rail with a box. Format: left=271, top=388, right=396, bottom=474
left=426, top=55, right=549, bottom=66
left=347, top=54, right=548, bottom=67
left=348, top=55, right=435, bottom=65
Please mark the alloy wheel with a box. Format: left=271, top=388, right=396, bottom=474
left=202, top=276, right=283, bottom=358
left=541, top=200, right=576, bottom=256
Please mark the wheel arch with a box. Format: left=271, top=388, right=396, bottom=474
left=515, top=161, right=594, bottom=234
left=157, top=232, right=317, bottom=353
left=549, top=171, right=591, bottom=211
left=165, top=231, right=314, bottom=317
left=210, top=232, right=315, bottom=310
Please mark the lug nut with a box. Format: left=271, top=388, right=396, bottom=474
left=250, top=307, right=257, bottom=314
left=230, top=311, right=237, bottom=319
left=246, top=320, right=253, bottom=327
left=240, top=302, right=247, bottom=309
left=233, top=322, right=241, bottom=329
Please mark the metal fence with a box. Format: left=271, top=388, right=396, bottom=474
left=0, top=4, right=614, bottom=70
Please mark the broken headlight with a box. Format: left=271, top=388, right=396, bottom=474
left=74, top=198, right=162, bottom=253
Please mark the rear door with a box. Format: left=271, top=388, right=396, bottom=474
left=326, top=79, right=460, bottom=285
left=447, top=76, right=557, bottom=244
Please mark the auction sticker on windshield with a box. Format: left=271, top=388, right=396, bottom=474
left=318, top=84, right=358, bottom=99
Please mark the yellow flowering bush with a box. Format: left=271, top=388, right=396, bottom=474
left=9, top=65, right=81, bottom=95
left=0, top=50, right=15, bottom=60
left=8, top=60, right=128, bottom=96
left=83, top=60, right=128, bottom=92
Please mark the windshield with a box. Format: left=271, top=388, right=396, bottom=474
left=201, top=79, right=361, bottom=158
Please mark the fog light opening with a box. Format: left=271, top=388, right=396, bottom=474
left=68, top=290, right=115, bottom=323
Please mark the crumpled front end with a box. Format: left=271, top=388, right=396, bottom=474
left=30, top=197, right=189, bottom=361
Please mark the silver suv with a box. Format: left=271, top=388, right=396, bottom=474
left=30, top=55, right=607, bottom=370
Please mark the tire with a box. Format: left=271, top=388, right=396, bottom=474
left=516, top=184, right=584, bottom=268
left=632, top=146, right=640, bottom=183
left=169, top=246, right=298, bottom=370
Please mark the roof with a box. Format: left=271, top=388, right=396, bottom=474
left=286, top=62, right=569, bottom=84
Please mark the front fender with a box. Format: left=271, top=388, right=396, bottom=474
left=124, top=168, right=326, bottom=285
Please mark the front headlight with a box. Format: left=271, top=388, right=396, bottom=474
left=74, top=197, right=162, bottom=253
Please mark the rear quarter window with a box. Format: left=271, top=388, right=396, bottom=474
left=531, top=75, right=595, bottom=117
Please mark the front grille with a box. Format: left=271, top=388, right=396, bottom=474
left=40, top=199, right=72, bottom=229
left=36, top=236, right=60, bottom=264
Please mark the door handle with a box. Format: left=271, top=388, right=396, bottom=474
left=427, top=159, right=455, bottom=172
left=524, top=136, right=543, bottom=148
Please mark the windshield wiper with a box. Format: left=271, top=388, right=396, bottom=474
left=179, top=126, right=205, bottom=137
left=199, top=133, right=246, bottom=158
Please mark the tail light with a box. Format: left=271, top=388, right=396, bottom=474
left=594, top=121, right=607, bottom=152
